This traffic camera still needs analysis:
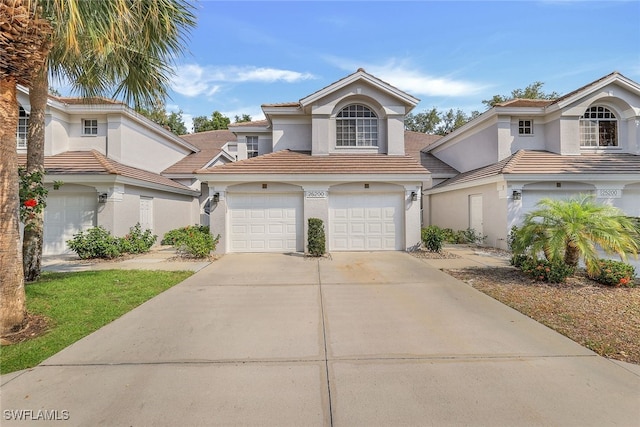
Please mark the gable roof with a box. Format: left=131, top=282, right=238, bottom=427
left=299, top=68, right=420, bottom=108
left=18, top=151, right=197, bottom=194
left=432, top=150, right=640, bottom=189
left=196, top=149, right=429, bottom=176
left=164, top=130, right=236, bottom=174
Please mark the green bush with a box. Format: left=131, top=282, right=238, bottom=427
left=67, top=224, right=157, bottom=259
left=589, top=259, right=636, bottom=287
left=67, top=226, right=121, bottom=259
left=520, top=257, right=575, bottom=283
left=161, top=225, right=219, bottom=258
left=307, top=218, right=326, bottom=256
left=422, top=226, right=444, bottom=252
left=119, top=223, right=157, bottom=254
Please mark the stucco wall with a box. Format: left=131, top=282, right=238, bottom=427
left=272, top=120, right=312, bottom=152
left=430, top=183, right=508, bottom=249
left=432, top=124, right=499, bottom=172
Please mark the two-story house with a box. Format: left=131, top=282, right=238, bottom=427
left=16, top=87, right=204, bottom=255
left=422, top=72, right=640, bottom=249
left=196, top=69, right=431, bottom=253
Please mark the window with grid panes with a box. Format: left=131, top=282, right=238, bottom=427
left=518, top=119, right=533, bottom=135
left=17, top=107, right=29, bottom=149
left=83, top=119, right=98, bottom=135
left=336, top=104, right=378, bottom=147
left=580, top=106, right=617, bottom=147
left=246, top=136, right=258, bottom=158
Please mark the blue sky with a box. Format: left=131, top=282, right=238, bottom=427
left=96, top=1, right=640, bottom=131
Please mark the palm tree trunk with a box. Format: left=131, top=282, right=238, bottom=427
left=0, top=78, right=27, bottom=335
left=564, top=241, right=581, bottom=268
left=23, top=62, right=48, bottom=282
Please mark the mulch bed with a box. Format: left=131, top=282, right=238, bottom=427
left=1, top=313, right=50, bottom=346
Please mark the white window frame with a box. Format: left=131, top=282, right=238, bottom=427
left=83, top=119, right=98, bottom=136
left=518, top=119, right=533, bottom=136
left=17, top=106, right=29, bottom=149
left=336, top=104, right=378, bottom=147
left=246, top=136, right=259, bottom=158
left=580, top=106, right=618, bottom=148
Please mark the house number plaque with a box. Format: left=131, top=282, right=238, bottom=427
left=305, top=191, right=327, bottom=199
left=597, top=189, right=621, bottom=198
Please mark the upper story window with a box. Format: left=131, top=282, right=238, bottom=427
left=336, top=104, right=378, bottom=147
left=518, top=119, right=533, bottom=135
left=580, top=106, right=617, bottom=147
left=17, top=106, right=29, bottom=149
left=246, top=136, right=259, bottom=158
left=83, top=119, right=98, bottom=136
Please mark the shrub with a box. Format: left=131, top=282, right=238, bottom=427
left=520, top=257, right=575, bottom=283
left=307, top=218, right=326, bottom=256
left=119, top=223, right=157, bottom=254
left=67, top=226, right=121, bottom=259
left=422, top=226, right=444, bottom=252
left=162, top=225, right=219, bottom=258
left=589, top=259, right=636, bottom=287
left=461, top=228, right=485, bottom=245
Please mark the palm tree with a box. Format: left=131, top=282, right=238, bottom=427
left=22, top=0, right=196, bottom=281
left=1, top=0, right=52, bottom=335
left=512, top=194, right=639, bottom=274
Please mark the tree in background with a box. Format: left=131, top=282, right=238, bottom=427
left=22, top=0, right=195, bottom=281
left=234, top=114, right=252, bottom=123
left=193, top=111, right=231, bottom=132
left=405, top=108, right=480, bottom=136
left=0, top=0, right=52, bottom=335
left=482, top=81, right=560, bottom=108
left=137, top=101, right=187, bottom=136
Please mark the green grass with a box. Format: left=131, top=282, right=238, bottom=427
left=1, top=270, right=192, bottom=374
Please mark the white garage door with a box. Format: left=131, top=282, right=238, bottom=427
left=329, top=193, right=403, bottom=251
left=44, top=192, right=96, bottom=255
left=228, top=193, right=303, bottom=252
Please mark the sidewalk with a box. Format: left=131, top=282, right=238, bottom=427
left=416, top=244, right=513, bottom=269
left=42, top=246, right=210, bottom=273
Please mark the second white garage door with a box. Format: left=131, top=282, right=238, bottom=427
left=228, top=193, right=303, bottom=252
left=329, top=193, right=404, bottom=251
left=44, top=192, right=96, bottom=255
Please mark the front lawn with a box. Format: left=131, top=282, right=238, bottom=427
left=1, top=270, right=192, bottom=374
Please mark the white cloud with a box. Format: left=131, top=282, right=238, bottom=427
left=324, top=56, right=487, bottom=98
left=171, top=64, right=316, bottom=97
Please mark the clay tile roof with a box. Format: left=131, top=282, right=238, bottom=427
left=496, top=99, right=555, bottom=108
left=164, top=130, right=236, bottom=174
left=229, top=119, right=269, bottom=127
left=19, top=151, right=193, bottom=192
left=435, top=150, right=640, bottom=188
left=49, top=95, right=124, bottom=106
left=404, top=131, right=457, bottom=175
left=261, top=102, right=300, bottom=108
left=197, top=150, right=429, bottom=175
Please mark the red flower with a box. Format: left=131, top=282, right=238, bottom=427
left=24, top=198, right=38, bottom=208
left=619, top=277, right=630, bottom=286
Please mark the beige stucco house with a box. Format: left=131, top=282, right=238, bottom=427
left=422, top=72, right=640, bottom=249
left=16, top=87, right=204, bottom=255
left=18, top=70, right=640, bottom=259
left=196, top=69, right=430, bottom=253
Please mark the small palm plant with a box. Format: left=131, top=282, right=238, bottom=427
left=511, top=194, right=639, bottom=275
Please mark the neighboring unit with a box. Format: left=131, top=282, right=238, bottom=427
left=421, top=72, right=640, bottom=249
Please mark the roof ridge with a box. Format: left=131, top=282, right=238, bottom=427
left=91, top=150, right=118, bottom=174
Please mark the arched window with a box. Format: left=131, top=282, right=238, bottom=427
left=336, top=104, right=378, bottom=147
left=17, top=106, right=29, bottom=149
left=580, top=106, right=617, bottom=147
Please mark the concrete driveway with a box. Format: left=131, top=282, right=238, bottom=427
left=2, top=252, right=639, bottom=426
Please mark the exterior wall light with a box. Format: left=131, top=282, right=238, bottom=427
left=411, top=191, right=418, bottom=201
left=512, top=190, right=522, bottom=201
left=212, top=193, right=220, bottom=203
left=98, top=193, right=108, bottom=203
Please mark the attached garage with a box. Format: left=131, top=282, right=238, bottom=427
left=44, top=191, right=96, bottom=255
left=329, top=193, right=404, bottom=251
left=228, top=193, right=303, bottom=252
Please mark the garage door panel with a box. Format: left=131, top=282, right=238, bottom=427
left=329, top=193, right=403, bottom=251
left=44, top=192, right=96, bottom=255
left=228, top=193, right=302, bottom=253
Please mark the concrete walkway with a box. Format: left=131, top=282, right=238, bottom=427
left=2, top=252, right=639, bottom=426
